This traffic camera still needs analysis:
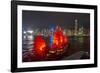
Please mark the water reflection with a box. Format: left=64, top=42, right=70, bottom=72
left=66, top=36, right=90, bottom=59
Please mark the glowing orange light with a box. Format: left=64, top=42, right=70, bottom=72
left=39, top=44, right=46, bottom=51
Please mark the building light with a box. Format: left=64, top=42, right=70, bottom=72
left=23, top=31, right=26, bottom=34
left=23, top=35, right=26, bottom=39
left=27, top=30, right=33, bottom=34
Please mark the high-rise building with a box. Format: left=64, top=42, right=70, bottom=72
left=74, top=19, right=78, bottom=36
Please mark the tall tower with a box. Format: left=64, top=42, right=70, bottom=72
left=74, top=19, right=78, bottom=36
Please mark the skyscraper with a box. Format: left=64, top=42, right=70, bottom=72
left=74, top=19, right=78, bottom=36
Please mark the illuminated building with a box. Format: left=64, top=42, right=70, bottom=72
left=74, top=19, right=78, bottom=36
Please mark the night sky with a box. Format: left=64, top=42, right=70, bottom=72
left=22, top=10, right=90, bottom=30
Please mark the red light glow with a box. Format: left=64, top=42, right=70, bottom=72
left=52, top=26, right=68, bottom=49
left=33, top=26, right=69, bottom=60
left=34, top=35, right=47, bottom=60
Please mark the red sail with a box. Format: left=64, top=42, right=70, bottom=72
left=34, top=35, right=47, bottom=60
left=52, top=26, right=69, bottom=49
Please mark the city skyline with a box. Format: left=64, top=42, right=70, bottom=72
left=22, top=10, right=90, bottom=31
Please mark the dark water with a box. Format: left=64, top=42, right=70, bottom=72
left=62, top=36, right=90, bottom=60
left=22, top=36, right=90, bottom=62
